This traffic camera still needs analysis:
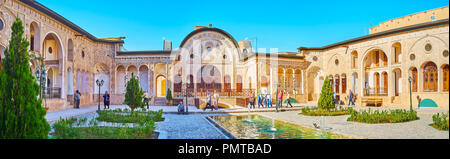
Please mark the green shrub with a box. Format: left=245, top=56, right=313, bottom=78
left=96, top=109, right=164, bottom=123
left=430, top=112, right=449, bottom=131
left=300, top=106, right=351, bottom=116
left=52, top=117, right=155, bottom=139
left=166, top=88, right=172, bottom=103
left=318, top=77, right=335, bottom=110
left=123, top=73, right=145, bottom=112
left=347, top=109, right=420, bottom=124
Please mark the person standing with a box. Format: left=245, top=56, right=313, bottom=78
left=258, top=91, right=264, bottom=108
left=348, top=90, right=355, bottom=106
left=248, top=91, right=255, bottom=109
left=277, top=90, right=283, bottom=108
left=333, top=91, right=336, bottom=104
left=266, top=93, right=273, bottom=108
left=203, top=92, right=213, bottom=111
left=365, top=82, right=369, bottom=96
left=74, top=90, right=81, bottom=109
left=286, top=93, right=293, bottom=108
left=143, top=96, right=150, bottom=109
left=103, top=91, right=110, bottom=109
left=214, top=91, right=219, bottom=110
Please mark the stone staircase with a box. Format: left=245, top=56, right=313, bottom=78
left=154, top=97, right=167, bottom=106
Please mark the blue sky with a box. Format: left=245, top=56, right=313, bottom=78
left=38, top=0, right=449, bottom=52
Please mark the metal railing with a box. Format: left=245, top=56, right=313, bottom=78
left=173, top=89, right=256, bottom=98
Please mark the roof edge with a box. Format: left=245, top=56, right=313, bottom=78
left=298, top=18, right=449, bottom=52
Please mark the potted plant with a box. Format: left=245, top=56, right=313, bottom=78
left=166, top=88, right=173, bottom=106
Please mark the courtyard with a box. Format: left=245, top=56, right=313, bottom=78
left=45, top=104, right=449, bottom=139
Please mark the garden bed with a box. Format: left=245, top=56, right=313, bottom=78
left=300, top=107, right=351, bottom=116
left=430, top=112, right=449, bottom=131
left=96, top=108, right=164, bottom=123
left=51, top=116, right=158, bottom=139
left=347, top=109, right=420, bottom=124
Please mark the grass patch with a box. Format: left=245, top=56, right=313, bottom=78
left=347, top=109, right=419, bottom=124
left=430, top=112, right=449, bottom=131
left=51, top=117, right=156, bottom=139
left=300, top=106, right=351, bottom=116
left=96, top=108, right=164, bottom=123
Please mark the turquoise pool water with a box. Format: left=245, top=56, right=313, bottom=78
left=210, top=115, right=349, bottom=139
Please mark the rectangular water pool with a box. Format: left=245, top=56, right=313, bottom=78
left=209, top=115, right=351, bottom=139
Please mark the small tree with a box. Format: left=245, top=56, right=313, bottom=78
left=166, top=88, right=173, bottom=105
left=0, top=17, right=50, bottom=138
left=123, top=73, right=145, bottom=112
left=318, top=76, right=335, bottom=110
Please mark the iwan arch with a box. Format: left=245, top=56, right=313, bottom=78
left=0, top=0, right=448, bottom=111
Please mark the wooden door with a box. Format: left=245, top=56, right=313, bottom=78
left=375, top=73, right=380, bottom=95
left=412, top=68, right=418, bottom=92
left=383, top=73, right=388, bottom=94
left=424, top=63, right=437, bottom=92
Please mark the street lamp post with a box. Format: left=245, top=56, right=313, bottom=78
left=96, top=79, right=104, bottom=112
left=408, top=76, right=412, bottom=111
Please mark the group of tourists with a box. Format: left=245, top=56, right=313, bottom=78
left=248, top=89, right=294, bottom=109
left=203, top=91, right=220, bottom=111
left=73, top=90, right=111, bottom=109
left=332, top=89, right=356, bottom=106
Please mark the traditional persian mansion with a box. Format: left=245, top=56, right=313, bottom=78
left=0, top=0, right=448, bottom=111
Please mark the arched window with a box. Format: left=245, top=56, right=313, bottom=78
left=335, top=75, right=340, bottom=93
left=423, top=62, right=437, bottom=92
left=236, top=75, right=242, bottom=92
left=442, top=64, right=449, bottom=92
left=382, top=72, right=388, bottom=95
left=374, top=72, right=380, bottom=95
left=392, top=42, right=402, bottom=64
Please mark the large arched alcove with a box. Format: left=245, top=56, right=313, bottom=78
left=362, top=49, right=388, bottom=96
left=307, top=66, right=322, bottom=101
left=197, top=65, right=222, bottom=90
left=139, top=65, right=149, bottom=93
left=43, top=32, right=64, bottom=98
left=116, top=65, right=126, bottom=94
left=94, top=63, right=110, bottom=94
left=156, top=75, right=167, bottom=97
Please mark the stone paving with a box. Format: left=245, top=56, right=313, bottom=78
left=45, top=104, right=449, bottom=139
left=255, top=106, right=449, bottom=139
left=155, top=114, right=229, bottom=139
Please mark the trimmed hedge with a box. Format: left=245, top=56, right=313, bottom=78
left=300, top=107, right=351, bottom=116
left=347, top=109, right=419, bottom=124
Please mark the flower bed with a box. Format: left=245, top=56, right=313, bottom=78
left=51, top=117, right=156, bottom=139
left=96, top=108, right=164, bottom=123
left=300, top=107, right=351, bottom=116
left=430, top=112, right=449, bottom=131
left=347, top=109, right=419, bottom=124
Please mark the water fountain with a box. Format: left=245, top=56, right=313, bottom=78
left=270, top=117, right=277, bottom=132
left=243, top=104, right=253, bottom=123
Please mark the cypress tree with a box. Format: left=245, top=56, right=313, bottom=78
left=166, top=88, right=172, bottom=104
left=0, top=17, right=50, bottom=139
left=123, top=72, right=145, bottom=112
left=318, top=76, right=335, bottom=110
